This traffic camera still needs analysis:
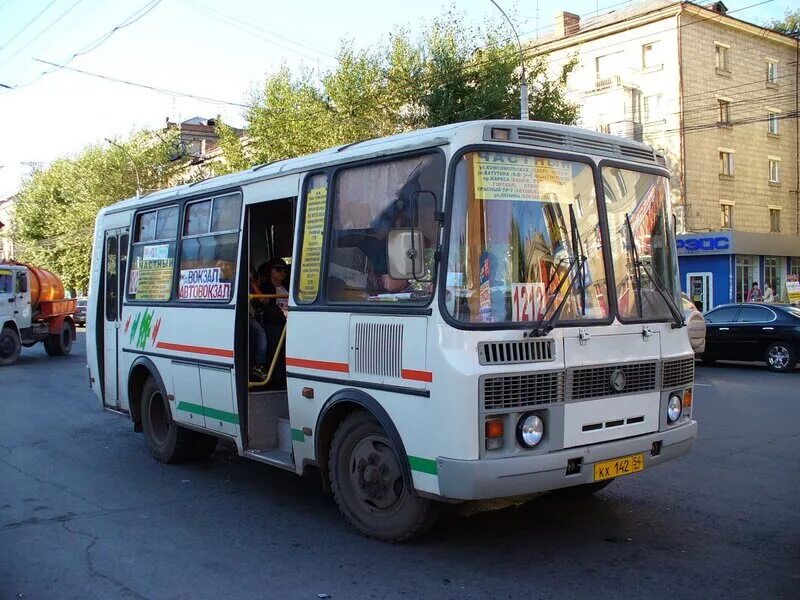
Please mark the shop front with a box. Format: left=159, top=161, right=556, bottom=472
left=676, top=231, right=800, bottom=311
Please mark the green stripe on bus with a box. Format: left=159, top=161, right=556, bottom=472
left=408, top=455, right=438, bottom=475
left=176, top=401, right=240, bottom=425
left=291, top=428, right=305, bottom=442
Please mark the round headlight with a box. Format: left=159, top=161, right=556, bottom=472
left=517, top=414, right=544, bottom=448
left=667, top=394, right=682, bottom=423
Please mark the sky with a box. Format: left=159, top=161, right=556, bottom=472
left=0, top=0, right=793, bottom=197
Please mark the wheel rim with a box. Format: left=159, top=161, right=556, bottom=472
left=347, top=434, right=405, bottom=513
left=768, top=345, right=790, bottom=369
left=147, top=390, right=170, bottom=445
left=0, top=335, right=15, bottom=358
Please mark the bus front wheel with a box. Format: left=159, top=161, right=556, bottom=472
left=141, top=377, right=217, bottom=463
left=328, top=410, right=438, bottom=542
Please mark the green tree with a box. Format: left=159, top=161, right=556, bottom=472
left=768, top=9, right=800, bottom=35
left=215, top=10, right=579, bottom=173
left=14, top=130, right=184, bottom=293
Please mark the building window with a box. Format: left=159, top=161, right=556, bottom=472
left=720, top=202, right=733, bottom=229
left=735, top=255, right=758, bottom=303
left=719, top=151, right=734, bottom=176
left=764, top=256, right=785, bottom=300
left=768, top=112, right=779, bottom=135
left=766, top=60, right=778, bottom=83
left=642, top=42, right=660, bottom=68
left=718, top=99, right=731, bottom=125
left=643, top=94, right=662, bottom=122
left=769, top=158, right=781, bottom=183
left=597, top=123, right=611, bottom=134
left=715, top=44, right=729, bottom=71
left=595, top=52, right=622, bottom=85
left=769, top=208, right=781, bottom=232
left=790, top=257, right=800, bottom=278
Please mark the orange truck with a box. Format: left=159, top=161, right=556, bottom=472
left=0, top=262, right=77, bottom=366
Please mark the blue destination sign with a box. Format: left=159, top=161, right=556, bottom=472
left=676, top=234, right=732, bottom=255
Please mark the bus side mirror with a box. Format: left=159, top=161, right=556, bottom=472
left=386, top=229, right=423, bottom=280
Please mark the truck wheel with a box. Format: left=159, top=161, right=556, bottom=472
left=328, top=410, right=438, bottom=542
left=0, top=327, right=21, bottom=366
left=765, top=342, right=797, bottom=372
left=141, top=377, right=217, bottom=463
left=44, top=321, right=74, bottom=356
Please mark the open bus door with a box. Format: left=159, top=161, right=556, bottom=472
left=102, top=228, right=128, bottom=409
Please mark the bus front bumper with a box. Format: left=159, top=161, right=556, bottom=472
left=435, top=421, right=697, bottom=501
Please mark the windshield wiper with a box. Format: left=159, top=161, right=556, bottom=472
left=528, top=207, right=587, bottom=337
left=624, top=213, right=685, bottom=329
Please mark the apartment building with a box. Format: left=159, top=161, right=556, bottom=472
left=534, top=1, right=799, bottom=309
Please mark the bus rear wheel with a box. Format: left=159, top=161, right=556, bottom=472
left=141, top=377, right=217, bottom=463
left=328, top=410, right=438, bottom=542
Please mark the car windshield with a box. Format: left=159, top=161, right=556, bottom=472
left=0, top=271, right=12, bottom=294
left=602, top=167, right=680, bottom=320
left=445, top=151, right=609, bottom=325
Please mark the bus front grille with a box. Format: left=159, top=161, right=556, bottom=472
left=481, top=371, right=565, bottom=411
left=478, top=339, right=555, bottom=365
left=662, top=356, right=694, bottom=389
left=568, top=361, right=658, bottom=400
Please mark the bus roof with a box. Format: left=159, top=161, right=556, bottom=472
left=100, top=119, right=661, bottom=215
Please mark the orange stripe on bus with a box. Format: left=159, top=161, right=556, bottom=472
left=401, top=369, right=433, bottom=383
left=286, top=357, right=350, bottom=373
left=155, top=341, right=234, bottom=358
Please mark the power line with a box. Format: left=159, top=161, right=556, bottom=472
left=0, top=0, right=58, bottom=51
left=0, top=0, right=88, bottom=67
left=2, top=0, right=164, bottom=90
left=32, top=58, right=249, bottom=107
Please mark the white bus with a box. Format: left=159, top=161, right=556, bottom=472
left=87, top=120, right=697, bottom=541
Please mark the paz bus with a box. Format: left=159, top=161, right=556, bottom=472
left=87, top=120, right=697, bottom=541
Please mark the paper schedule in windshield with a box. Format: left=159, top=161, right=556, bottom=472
left=472, top=152, right=574, bottom=202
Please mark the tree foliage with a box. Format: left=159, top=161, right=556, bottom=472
left=215, top=11, right=579, bottom=173
left=14, top=131, right=185, bottom=293
left=768, top=9, right=800, bottom=35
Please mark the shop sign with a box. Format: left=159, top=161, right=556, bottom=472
left=676, top=234, right=731, bottom=255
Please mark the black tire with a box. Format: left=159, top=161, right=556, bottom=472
left=0, top=327, right=21, bottom=366
left=765, top=342, right=797, bottom=373
left=141, top=377, right=211, bottom=463
left=328, top=410, right=438, bottom=542
left=554, top=479, right=615, bottom=498
left=44, top=321, right=74, bottom=356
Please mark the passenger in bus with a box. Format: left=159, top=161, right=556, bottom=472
left=249, top=272, right=269, bottom=382
left=255, top=257, right=289, bottom=384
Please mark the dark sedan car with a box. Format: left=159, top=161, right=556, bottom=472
left=701, top=303, right=800, bottom=372
left=73, top=297, right=88, bottom=327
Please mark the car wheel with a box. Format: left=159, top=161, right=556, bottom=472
left=765, top=342, right=797, bottom=373
left=328, top=410, right=438, bottom=542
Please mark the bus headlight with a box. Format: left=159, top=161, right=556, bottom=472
left=517, top=414, right=544, bottom=448
left=667, top=394, right=682, bottom=423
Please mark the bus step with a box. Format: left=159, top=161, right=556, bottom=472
left=277, top=418, right=292, bottom=454
left=243, top=449, right=295, bottom=472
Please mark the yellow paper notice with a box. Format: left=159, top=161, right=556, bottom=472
left=472, top=152, right=574, bottom=202
left=298, top=186, right=327, bottom=302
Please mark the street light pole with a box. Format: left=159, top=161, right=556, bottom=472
left=105, top=138, right=141, bottom=198
left=489, top=0, right=528, bottom=120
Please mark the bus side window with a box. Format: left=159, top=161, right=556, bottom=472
left=178, top=193, right=242, bottom=302
left=296, top=174, right=328, bottom=304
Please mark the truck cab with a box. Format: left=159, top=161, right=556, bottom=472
left=0, top=263, right=76, bottom=366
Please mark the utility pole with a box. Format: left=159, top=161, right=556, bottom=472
left=489, top=0, right=528, bottom=120
left=105, top=138, right=141, bottom=198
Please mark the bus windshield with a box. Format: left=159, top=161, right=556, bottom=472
left=602, top=167, right=679, bottom=320
left=445, top=151, right=610, bottom=325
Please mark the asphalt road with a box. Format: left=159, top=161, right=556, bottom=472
left=1, top=333, right=798, bottom=600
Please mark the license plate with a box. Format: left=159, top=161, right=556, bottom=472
left=594, top=453, right=644, bottom=481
